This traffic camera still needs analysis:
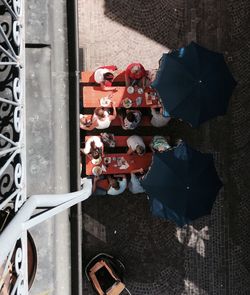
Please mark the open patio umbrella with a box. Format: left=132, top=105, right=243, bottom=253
left=140, top=142, right=223, bottom=226
left=151, top=42, right=237, bottom=127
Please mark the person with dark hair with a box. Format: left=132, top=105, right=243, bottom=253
left=94, top=65, right=117, bottom=91
left=125, top=63, right=146, bottom=88
left=119, top=109, right=141, bottom=130
left=107, top=174, right=127, bottom=196
left=82, top=136, right=104, bottom=163
left=79, top=114, right=98, bottom=131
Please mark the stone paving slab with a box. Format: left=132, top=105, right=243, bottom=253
left=25, top=0, right=71, bottom=294
left=78, top=0, right=250, bottom=294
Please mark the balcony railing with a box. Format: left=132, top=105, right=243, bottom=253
left=0, top=1, right=86, bottom=294
left=0, top=0, right=27, bottom=293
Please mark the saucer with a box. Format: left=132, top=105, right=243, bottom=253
left=127, top=86, right=134, bottom=94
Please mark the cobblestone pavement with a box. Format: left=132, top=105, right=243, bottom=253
left=78, top=1, right=250, bottom=294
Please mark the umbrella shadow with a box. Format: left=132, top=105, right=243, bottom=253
left=103, top=0, right=186, bottom=49
left=82, top=192, right=216, bottom=294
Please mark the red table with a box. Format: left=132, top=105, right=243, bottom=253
left=86, top=152, right=153, bottom=175
left=82, top=86, right=160, bottom=108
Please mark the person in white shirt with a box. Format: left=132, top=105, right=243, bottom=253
left=127, top=135, right=146, bottom=156
left=94, top=65, right=117, bottom=91
left=128, top=168, right=145, bottom=194
left=107, top=174, right=127, bottom=196
left=82, top=136, right=104, bottom=161
left=92, top=102, right=117, bottom=129
left=150, top=107, right=171, bottom=127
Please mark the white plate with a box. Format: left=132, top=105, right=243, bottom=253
left=127, top=86, right=134, bottom=94
left=100, top=97, right=111, bottom=107
left=122, top=98, right=133, bottom=108
left=91, top=157, right=102, bottom=165
left=137, top=88, right=144, bottom=94
left=92, top=166, right=102, bottom=176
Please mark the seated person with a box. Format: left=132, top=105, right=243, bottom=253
left=94, top=65, right=117, bottom=91
left=82, top=136, right=104, bottom=162
left=125, top=63, right=147, bottom=88
left=119, top=109, right=141, bottom=130
left=150, top=135, right=171, bottom=153
left=91, top=174, right=127, bottom=196
left=80, top=114, right=95, bottom=130
left=150, top=107, right=171, bottom=127
left=91, top=176, right=108, bottom=196
left=127, top=135, right=145, bottom=156
left=107, top=174, right=127, bottom=196
left=128, top=168, right=146, bottom=194
left=92, top=102, right=117, bottom=130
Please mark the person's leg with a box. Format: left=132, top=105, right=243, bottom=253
left=92, top=187, right=107, bottom=196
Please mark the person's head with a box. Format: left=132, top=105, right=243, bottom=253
left=90, top=141, right=101, bottom=159
left=94, top=107, right=106, bottom=119
left=126, top=111, right=136, bottom=123
left=103, top=72, right=114, bottom=87
left=91, top=149, right=100, bottom=159
left=80, top=116, right=92, bottom=127
left=136, top=145, right=145, bottom=156
left=109, top=177, right=120, bottom=190
left=157, top=146, right=166, bottom=153
left=103, top=72, right=114, bottom=82
left=154, top=107, right=161, bottom=113
left=131, top=64, right=142, bottom=75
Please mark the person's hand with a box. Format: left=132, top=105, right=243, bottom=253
left=139, top=168, right=144, bottom=174
left=94, top=176, right=100, bottom=181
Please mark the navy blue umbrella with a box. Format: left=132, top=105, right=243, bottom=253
left=151, top=42, right=237, bottom=127
left=140, top=142, right=223, bottom=226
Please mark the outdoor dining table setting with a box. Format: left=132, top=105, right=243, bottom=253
left=85, top=152, right=153, bottom=176
left=81, top=41, right=237, bottom=226
left=82, top=85, right=161, bottom=108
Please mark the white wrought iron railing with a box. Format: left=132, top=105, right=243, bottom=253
left=0, top=1, right=27, bottom=293
left=0, top=1, right=88, bottom=294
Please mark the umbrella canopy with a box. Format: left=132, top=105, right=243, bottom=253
left=140, top=142, right=223, bottom=226
left=151, top=42, right=237, bottom=127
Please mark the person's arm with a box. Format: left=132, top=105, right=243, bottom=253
left=92, top=176, right=99, bottom=193
left=100, top=82, right=117, bottom=91
left=109, top=102, right=117, bottom=121
left=125, top=71, right=130, bottom=87
left=80, top=120, right=98, bottom=131
left=127, top=146, right=134, bottom=155
left=131, top=168, right=144, bottom=174
left=141, top=76, right=146, bottom=89
left=101, top=144, right=104, bottom=157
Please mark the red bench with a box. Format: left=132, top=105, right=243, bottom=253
left=84, top=135, right=152, bottom=147
left=80, top=71, right=125, bottom=84
left=80, top=114, right=152, bottom=130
